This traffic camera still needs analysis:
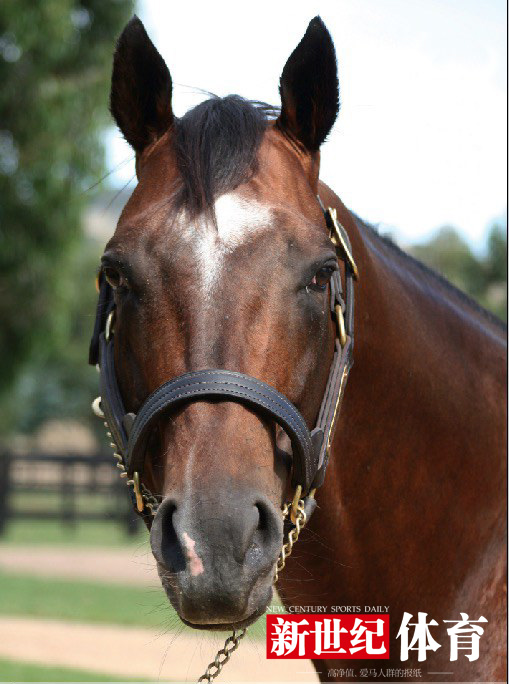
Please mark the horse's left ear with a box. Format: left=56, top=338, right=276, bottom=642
left=277, top=17, right=339, bottom=151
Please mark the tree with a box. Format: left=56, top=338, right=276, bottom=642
left=409, top=224, right=507, bottom=322
left=484, top=223, right=507, bottom=284
left=0, top=1, right=133, bottom=433
left=481, top=223, right=507, bottom=321
left=410, top=226, right=484, bottom=297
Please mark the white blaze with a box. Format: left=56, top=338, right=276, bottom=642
left=179, top=194, right=272, bottom=297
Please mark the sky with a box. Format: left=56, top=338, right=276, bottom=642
left=105, top=0, right=507, bottom=251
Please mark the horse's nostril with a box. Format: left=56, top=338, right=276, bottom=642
left=153, top=501, right=186, bottom=573
left=255, top=500, right=270, bottom=533
left=242, top=499, right=281, bottom=567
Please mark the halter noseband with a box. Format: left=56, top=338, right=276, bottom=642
left=89, top=200, right=356, bottom=523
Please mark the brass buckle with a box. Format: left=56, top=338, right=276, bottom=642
left=328, top=208, right=359, bottom=279
left=335, top=304, right=347, bottom=347
left=290, top=484, right=302, bottom=524
left=133, top=472, right=144, bottom=513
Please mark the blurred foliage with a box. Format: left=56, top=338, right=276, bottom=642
left=410, top=223, right=507, bottom=322
left=0, top=1, right=133, bottom=435
left=11, top=236, right=104, bottom=435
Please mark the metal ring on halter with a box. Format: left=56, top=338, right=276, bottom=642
left=105, top=310, right=115, bottom=342
left=91, top=396, right=105, bottom=419
left=335, top=304, right=347, bottom=347
left=133, top=472, right=144, bottom=512
left=290, top=484, right=303, bottom=524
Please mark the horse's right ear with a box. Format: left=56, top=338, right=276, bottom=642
left=110, top=16, right=173, bottom=154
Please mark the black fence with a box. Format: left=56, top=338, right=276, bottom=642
left=0, top=451, right=140, bottom=536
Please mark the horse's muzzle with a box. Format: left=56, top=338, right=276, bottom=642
left=149, top=491, right=283, bottom=626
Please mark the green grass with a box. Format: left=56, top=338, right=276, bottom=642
left=0, top=571, right=268, bottom=639
left=0, top=657, right=148, bottom=682
left=1, top=519, right=145, bottom=547
left=10, top=491, right=124, bottom=513
left=0, top=571, right=174, bottom=630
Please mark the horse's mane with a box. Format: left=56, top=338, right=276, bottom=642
left=173, top=95, right=278, bottom=216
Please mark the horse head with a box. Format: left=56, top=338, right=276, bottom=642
left=99, top=16, right=342, bottom=630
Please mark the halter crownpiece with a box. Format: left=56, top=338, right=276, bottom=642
left=90, top=199, right=356, bottom=521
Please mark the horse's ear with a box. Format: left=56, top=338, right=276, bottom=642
left=277, top=17, right=339, bottom=151
left=110, top=16, right=173, bottom=154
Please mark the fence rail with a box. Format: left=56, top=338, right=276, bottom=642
left=0, top=450, right=139, bottom=536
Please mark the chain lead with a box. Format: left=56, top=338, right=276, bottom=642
left=274, top=497, right=307, bottom=584
left=197, top=628, right=248, bottom=682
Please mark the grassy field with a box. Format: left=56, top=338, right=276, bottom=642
left=1, top=519, right=145, bottom=547
left=0, top=571, right=173, bottom=629
left=0, top=658, right=147, bottom=682
left=0, top=570, right=268, bottom=639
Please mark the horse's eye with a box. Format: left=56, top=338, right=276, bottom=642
left=310, top=265, right=336, bottom=291
left=103, top=266, right=128, bottom=291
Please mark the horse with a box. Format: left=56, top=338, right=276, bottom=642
left=90, top=15, right=507, bottom=682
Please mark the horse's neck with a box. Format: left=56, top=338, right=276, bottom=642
left=279, top=193, right=506, bottom=673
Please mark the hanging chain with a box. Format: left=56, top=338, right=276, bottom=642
left=92, top=398, right=160, bottom=515
left=197, top=628, right=248, bottom=683
left=274, top=497, right=307, bottom=583
left=93, top=396, right=306, bottom=683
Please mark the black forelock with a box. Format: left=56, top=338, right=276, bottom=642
left=172, top=95, right=277, bottom=216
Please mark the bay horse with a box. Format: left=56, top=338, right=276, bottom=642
left=91, top=16, right=507, bottom=682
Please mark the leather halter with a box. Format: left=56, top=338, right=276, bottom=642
left=89, top=201, right=356, bottom=521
